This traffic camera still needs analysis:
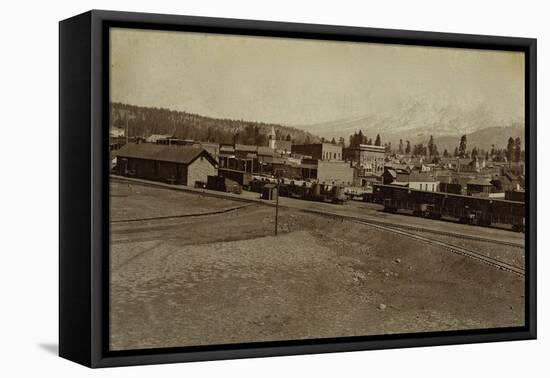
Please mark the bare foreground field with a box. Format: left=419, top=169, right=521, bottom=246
left=110, top=182, right=525, bottom=351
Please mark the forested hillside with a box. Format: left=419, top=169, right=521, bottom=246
left=110, top=103, right=320, bottom=145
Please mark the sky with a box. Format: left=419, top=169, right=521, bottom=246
left=110, top=27, right=524, bottom=132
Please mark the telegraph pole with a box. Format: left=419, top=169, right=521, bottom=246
left=274, top=168, right=282, bottom=236
left=275, top=178, right=279, bottom=236
left=125, top=117, right=129, bottom=145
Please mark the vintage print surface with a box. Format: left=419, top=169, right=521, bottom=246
left=108, top=28, right=526, bottom=351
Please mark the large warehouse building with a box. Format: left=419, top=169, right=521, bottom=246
left=113, top=143, right=217, bottom=186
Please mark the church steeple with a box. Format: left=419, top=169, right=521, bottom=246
left=269, top=126, right=276, bottom=149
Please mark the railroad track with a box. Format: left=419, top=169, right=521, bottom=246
left=353, top=217, right=524, bottom=248
left=298, top=208, right=525, bottom=277
left=297, top=206, right=524, bottom=248
left=353, top=219, right=525, bottom=277
left=111, top=203, right=254, bottom=223
left=112, top=176, right=524, bottom=248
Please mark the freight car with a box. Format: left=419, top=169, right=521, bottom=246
left=206, top=175, right=242, bottom=194
left=373, top=184, right=525, bottom=232
left=248, top=177, right=347, bottom=204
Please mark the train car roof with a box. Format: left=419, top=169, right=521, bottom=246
left=372, top=183, right=524, bottom=205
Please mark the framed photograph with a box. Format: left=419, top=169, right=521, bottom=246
left=59, top=10, right=536, bottom=368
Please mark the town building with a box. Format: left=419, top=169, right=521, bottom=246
left=273, top=139, right=292, bottom=155
left=491, top=172, right=521, bottom=192
left=145, top=134, right=172, bottom=143
left=265, top=126, right=293, bottom=155
left=466, top=179, right=494, bottom=196
left=383, top=167, right=439, bottom=192
left=156, top=138, right=221, bottom=161
left=440, top=157, right=487, bottom=173
left=343, top=144, right=386, bottom=174
left=291, top=143, right=343, bottom=161
left=316, top=160, right=354, bottom=185
left=113, top=143, right=217, bottom=186
left=407, top=171, right=439, bottom=192
left=268, top=126, right=276, bottom=150
left=217, top=142, right=353, bottom=186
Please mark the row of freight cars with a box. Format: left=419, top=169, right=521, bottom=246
left=373, top=184, right=525, bottom=232
left=248, top=176, right=348, bottom=204
left=197, top=175, right=348, bottom=204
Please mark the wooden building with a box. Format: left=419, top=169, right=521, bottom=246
left=343, top=144, right=386, bottom=174
left=466, top=179, right=494, bottom=196
left=113, top=143, right=217, bottom=186
left=291, top=143, right=343, bottom=161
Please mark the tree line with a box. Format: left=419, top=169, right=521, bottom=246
left=110, top=102, right=319, bottom=146
left=344, top=130, right=524, bottom=163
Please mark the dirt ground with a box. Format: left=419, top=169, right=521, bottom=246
left=110, top=181, right=243, bottom=221
left=110, top=182, right=525, bottom=351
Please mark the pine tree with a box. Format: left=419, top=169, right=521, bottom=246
left=506, top=137, right=515, bottom=162
left=357, top=130, right=364, bottom=146
left=459, top=135, right=467, bottom=157
left=374, top=134, right=381, bottom=146
left=428, top=135, right=435, bottom=156
left=514, top=137, right=521, bottom=162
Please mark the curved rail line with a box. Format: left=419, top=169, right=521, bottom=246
left=111, top=203, right=254, bottom=223
left=354, top=217, right=524, bottom=248
left=299, top=208, right=524, bottom=277
left=111, top=176, right=524, bottom=248
left=297, top=207, right=524, bottom=248
left=353, top=219, right=525, bottom=277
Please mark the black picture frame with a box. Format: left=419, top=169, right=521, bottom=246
left=59, top=9, right=537, bottom=368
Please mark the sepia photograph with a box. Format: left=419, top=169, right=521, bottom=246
left=108, top=27, right=526, bottom=351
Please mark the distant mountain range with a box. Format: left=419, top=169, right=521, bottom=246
left=293, top=100, right=524, bottom=152
left=425, top=126, right=524, bottom=154
left=111, top=102, right=524, bottom=153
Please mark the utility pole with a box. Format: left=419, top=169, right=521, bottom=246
left=125, top=117, right=129, bottom=145
left=275, top=178, right=279, bottom=236
left=274, top=168, right=283, bottom=236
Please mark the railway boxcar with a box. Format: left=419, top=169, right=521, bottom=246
left=373, top=183, right=525, bottom=231
left=206, top=175, right=242, bottom=194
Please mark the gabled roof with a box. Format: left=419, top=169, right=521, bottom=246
left=385, top=169, right=397, bottom=178
left=114, top=143, right=216, bottom=165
